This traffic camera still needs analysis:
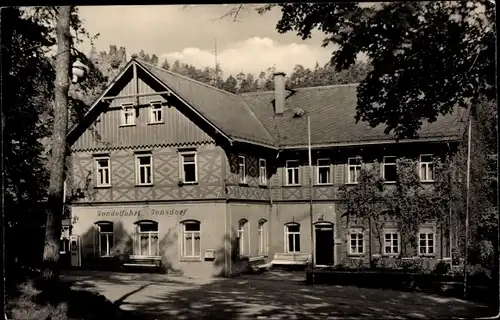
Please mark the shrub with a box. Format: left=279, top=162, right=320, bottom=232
left=433, top=260, right=451, bottom=275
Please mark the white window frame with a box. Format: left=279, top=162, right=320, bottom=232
left=259, top=158, right=267, bottom=186
left=347, top=157, right=362, bottom=184
left=418, top=226, right=435, bottom=256
left=149, top=101, right=163, bottom=124
left=135, top=221, right=160, bottom=257
left=238, top=155, right=246, bottom=184
left=349, top=227, right=364, bottom=255
left=258, top=219, right=268, bottom=255
left=419, top=154, right=434, bottom=182
left=94, top=156, right=111, bottom=187
left=96, top=222, right=114, bottom=257
left=135, top=153, right=153, bottom=186
left=238, top=219, right=250, bottom=256
left=383, top=229, right=400, bottom=256
left=383, top=156, right=397, bottom=183
left=316, top=158, right=331, bottom=185
left=285, top=160, right=300, bottom=186
left=179, top=151, right=198, bottom=184
left=285, top=223, right=301, bottom=253
left=181, top=220, right=201, bottom=259
left=121, top=103, right=135, bottom=126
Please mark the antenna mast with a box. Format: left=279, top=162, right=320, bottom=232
left=214, top=38, right=219, bottom=87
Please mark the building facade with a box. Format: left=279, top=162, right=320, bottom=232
left=66, top=58, right=463, bottom=278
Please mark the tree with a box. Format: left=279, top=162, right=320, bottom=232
left=223, top=75, right=238, bottom=93
left=385, top=158, right=431, bottom=256
left=338, top=162, right=387, bottom=265
left=256, top=2, right=495, bottom=139
left=2, top=7, right=54, bottom=272
left=42, top=5, right=72, bottom=281
left=161, top=58, right=170, bottom=70
left=2, top=6, right=105, bottom=283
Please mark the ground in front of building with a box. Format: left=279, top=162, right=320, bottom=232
left=61, top=270, right=494, bottom=319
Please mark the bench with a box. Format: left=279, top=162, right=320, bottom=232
left=123, top=255, right=162, bottom=268
left=271, top=253, right=311, bottom=266
left=246, top=256, right=269, bottom=272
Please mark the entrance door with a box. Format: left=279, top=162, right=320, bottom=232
left=315, top=223, right=334, bottom=266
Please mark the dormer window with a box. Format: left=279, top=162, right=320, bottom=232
left=121, top=103, right=135, bottom=126
left=150, top=101, right=163, bottom=124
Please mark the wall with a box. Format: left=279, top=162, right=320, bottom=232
left=71, top=202, right=227, bottom=278
left=269, top=202, right=341, bottom=264
left=69, top=144, right=225, bottom=203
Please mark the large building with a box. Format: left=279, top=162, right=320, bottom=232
left=65, top=58, right=462, bottom=278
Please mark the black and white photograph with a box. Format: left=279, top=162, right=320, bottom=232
left=2, top=2, right=498, bottom=319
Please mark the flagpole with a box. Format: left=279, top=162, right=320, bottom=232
left=308, top=115, right=315, bottom=282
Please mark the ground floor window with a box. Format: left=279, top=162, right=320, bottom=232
left=285, top=223, right=301, bottom=253
left=135, top=220, right=159, bottom=256
left=181, top=220, right=201, bottom=258
left=349, top=228, right=364, bottom=255
left=419, top=227, right=434, bottom=255
left=238, top=219, right=249, bottom=256
left=96, top=221, right=114, bottom=257
left=258, top=219, right=268, bottom=255
left=384, top=229, right=399, bottom=255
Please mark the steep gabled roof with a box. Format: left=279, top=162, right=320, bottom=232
left=68, top=58, right=463, bottom=150
left=241, top=85, right=464, bottom=148
left=137, top=60, right=276, bottom=146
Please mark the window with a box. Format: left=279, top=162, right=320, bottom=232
left=135, top=221, right=159, bottom=256
left=238, top=219, right=249, bottom=256
left=420, top=154, right=434, bottom=181
left=285, top=223, right=301, bottom=253
left=180, top=151, right=197, bottom=183
left=136, top=154, right=153, bottom=185
left=259, top=158, right=267, bottom=185
left=348, top=157, right=362, bottom=184
left=150, top=102, right=163, bottom=123
left=317, top=158, right=331, bottom=184
left=121, top=104, right=135, bottom=126
left=384, top=230, right=399, bottom=255
left=181, top=220, right=201, bottom=258
left=96, top=222, right=114, bottom=257
left=383, top=156, right=397, bottom=182
left=95, top=156, right=111, bottom=187
left=238, top=156, right=246, bottom=183
left=258, top=219, right=268, bottom=255
left=286, top=160, right=300, bottom=185
left=419, top=227, right=434, bottom=255
left=349, top=228, right=364, bottom=255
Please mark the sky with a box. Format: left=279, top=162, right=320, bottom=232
left=77, top=5, right=337, bottom=77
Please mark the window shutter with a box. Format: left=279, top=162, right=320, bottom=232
left=178, top=153, right=182, bottom=182
left=282, top=166, right=287, bottom=186
left=329, top=161, right=334, bottom=184
left=93, top=224, right=99, bottom=258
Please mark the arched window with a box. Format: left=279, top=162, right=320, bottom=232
left=134, top=220, right=159, bottom=256
left=285, top=223, right=301, bottom=253
left=258, top=219, right=268, bottom=255
left=238, top=219, right=249, bottom=256
left=95, top=221, right=114, bottom=257
left=181, top=220, right=201, bottom=258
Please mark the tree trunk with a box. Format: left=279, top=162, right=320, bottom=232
left=42, top=6, right=71, bottom=281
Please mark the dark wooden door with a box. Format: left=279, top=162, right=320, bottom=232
left=315, top=224, right=334, bottom=266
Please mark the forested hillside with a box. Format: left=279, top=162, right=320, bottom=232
left=90, top=45, right=371, bottom=95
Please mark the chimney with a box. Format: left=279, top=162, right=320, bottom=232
left=273, top=72, right=286, bottom=115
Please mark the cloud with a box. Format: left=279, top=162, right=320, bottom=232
left=161, top=37, right=333, bottom=78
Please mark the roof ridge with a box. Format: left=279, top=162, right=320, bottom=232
left=240, top=83, right=360, bottom=96
left=134, top=58, right=237, bottom=96
left=239, top=95, right=277, bottom=145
